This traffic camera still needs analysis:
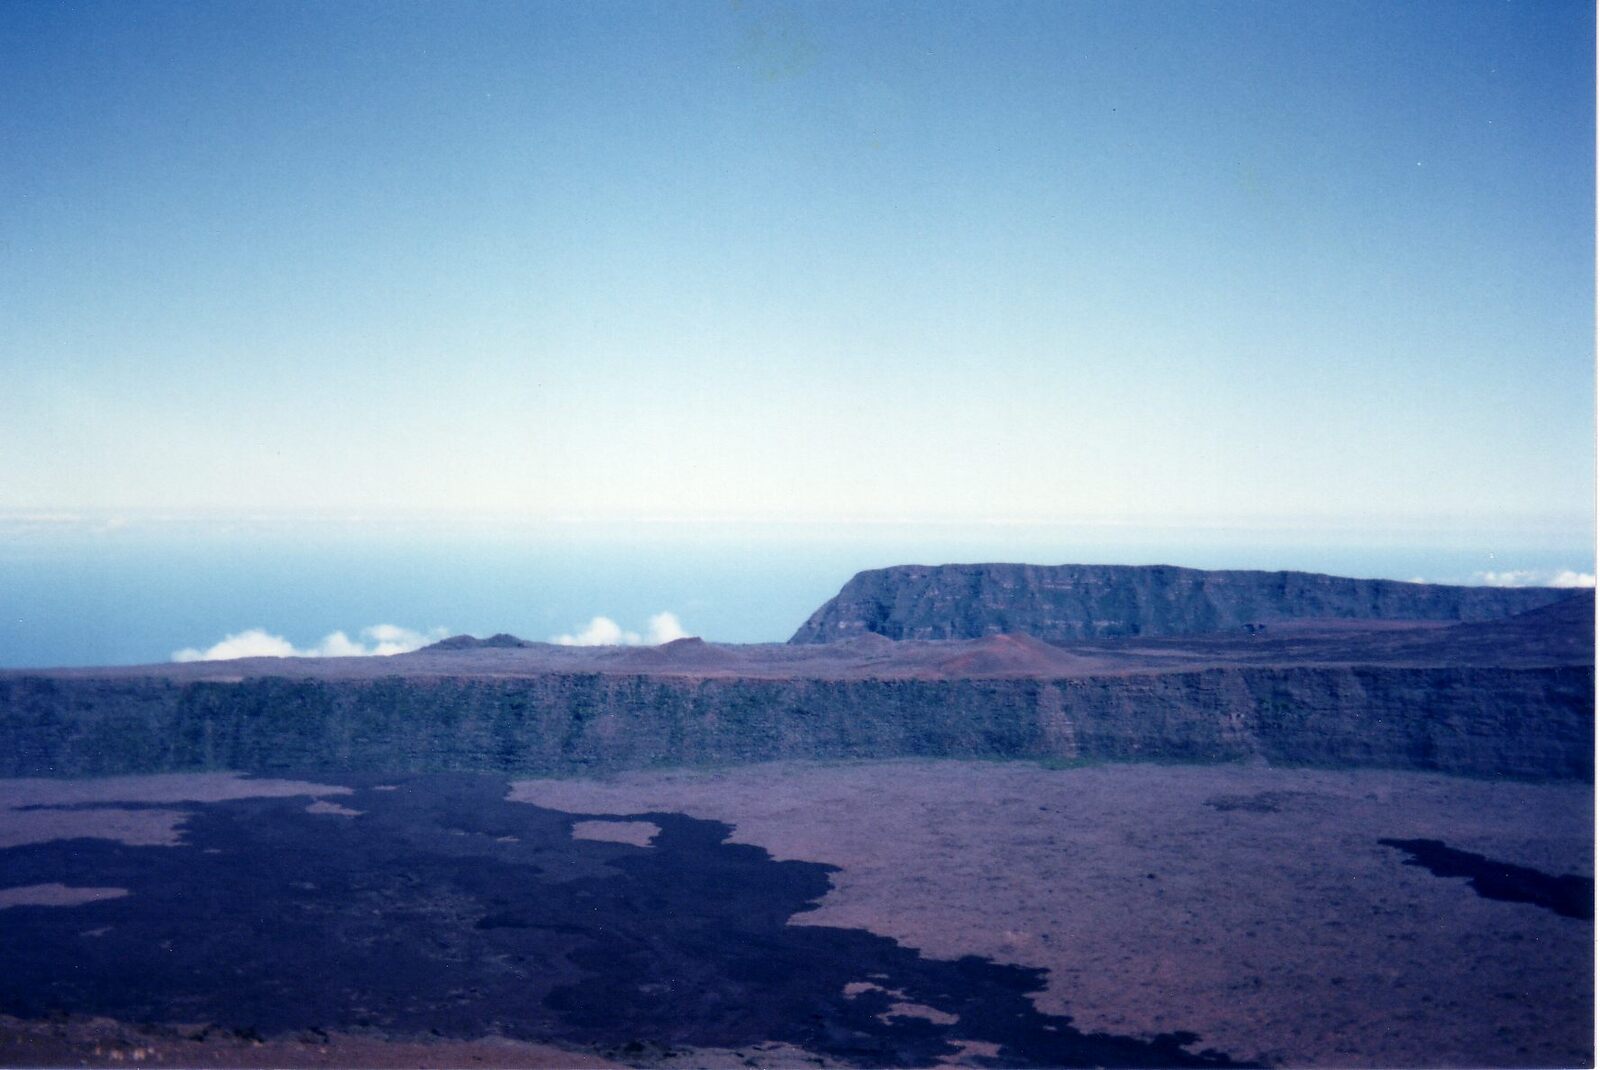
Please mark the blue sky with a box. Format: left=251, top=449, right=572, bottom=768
left=1, top=0, right=1593, bottom=532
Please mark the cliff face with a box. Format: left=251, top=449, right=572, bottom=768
left=2, top=566, right=1589, bottom=783
left=790, top=564, right=1578, bottom=643
left=0, top=663, right=1590, bottom=781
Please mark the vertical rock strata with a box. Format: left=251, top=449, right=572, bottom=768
left=1, top=566, right=1589, bottom=781
left=0, top=664, right=1590, bottom=780
left=789, top=564, right=1577, bottom=642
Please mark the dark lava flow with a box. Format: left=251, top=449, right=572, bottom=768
left=0, top=773, right=1245, bottom=1068
left=1379, top=838, right=1594, bottom=920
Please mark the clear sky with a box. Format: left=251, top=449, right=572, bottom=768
left=2, top=0, right=1594, bottom=534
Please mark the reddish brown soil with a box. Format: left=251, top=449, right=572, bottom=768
left=0, top=774, right=355, bottom=849
left=512, top=760, right=1593, bottom=1068
left=0, top=762, right=1589, bottom=1067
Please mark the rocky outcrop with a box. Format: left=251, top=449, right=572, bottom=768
left=789, top=564, right=1579, bottom=643
left=2, top=567, right=1589, bottom=783
left=0, top=663, right=1590, bottom=781
left=426, top=633, right=535, bottom=650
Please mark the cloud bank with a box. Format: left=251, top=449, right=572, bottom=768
left=1473, top=569, right=1596, bottom=588
left=552, top=611, right=690, bottom=647
left=173, top=624, right=448, bottom=663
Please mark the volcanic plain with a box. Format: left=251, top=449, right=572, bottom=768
left=0, top=565, right=1592, bottom=1067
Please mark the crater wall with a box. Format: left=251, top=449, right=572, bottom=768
left=1, top=664, right=1590, bottom=781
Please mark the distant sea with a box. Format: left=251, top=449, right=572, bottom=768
left=1, top=516, right=1592, bottom=668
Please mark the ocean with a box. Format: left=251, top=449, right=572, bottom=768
left=1, top=516, right=1591, bottom=668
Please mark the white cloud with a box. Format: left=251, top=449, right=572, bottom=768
left=1473, top=569, right=1596, bottom=589
left=646, top=611, right=689, bottom=644
left=172, top=624, right=447, bottom=663
left=552, top=611, right=692, bottom=647
left=1475, top=570, right=1542, bottom=587
left=173, top=629, right=297, bottom=662
left=309, top=631, right=367, bottom=657
left=552, top=617, right=638, bottom=646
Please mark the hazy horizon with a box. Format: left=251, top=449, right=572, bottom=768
left=2, top=507, right=1591, bottom=668
left=2, top=1, right=1594, bottom=667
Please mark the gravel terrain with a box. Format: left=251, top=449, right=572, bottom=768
left=513, top=759, right=1594, bottom=1067
left=0, top=761, right=1589, bottom=1067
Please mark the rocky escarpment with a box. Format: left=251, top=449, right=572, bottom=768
left=2, top=567, right=1590, bottom=782
left=790, top=564, right=1579, bottom=643
left=0, top=662, right=1590, bottom=782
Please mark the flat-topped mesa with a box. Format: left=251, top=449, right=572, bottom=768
left=1, top=569, right=1590, bottom=781
left=789, top=563, right=1582, bottom=644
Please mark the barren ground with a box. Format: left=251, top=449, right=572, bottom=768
left=515, top=760, right=1593, bottom=1068
left=0, top=761, right=1590, bottom=1068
